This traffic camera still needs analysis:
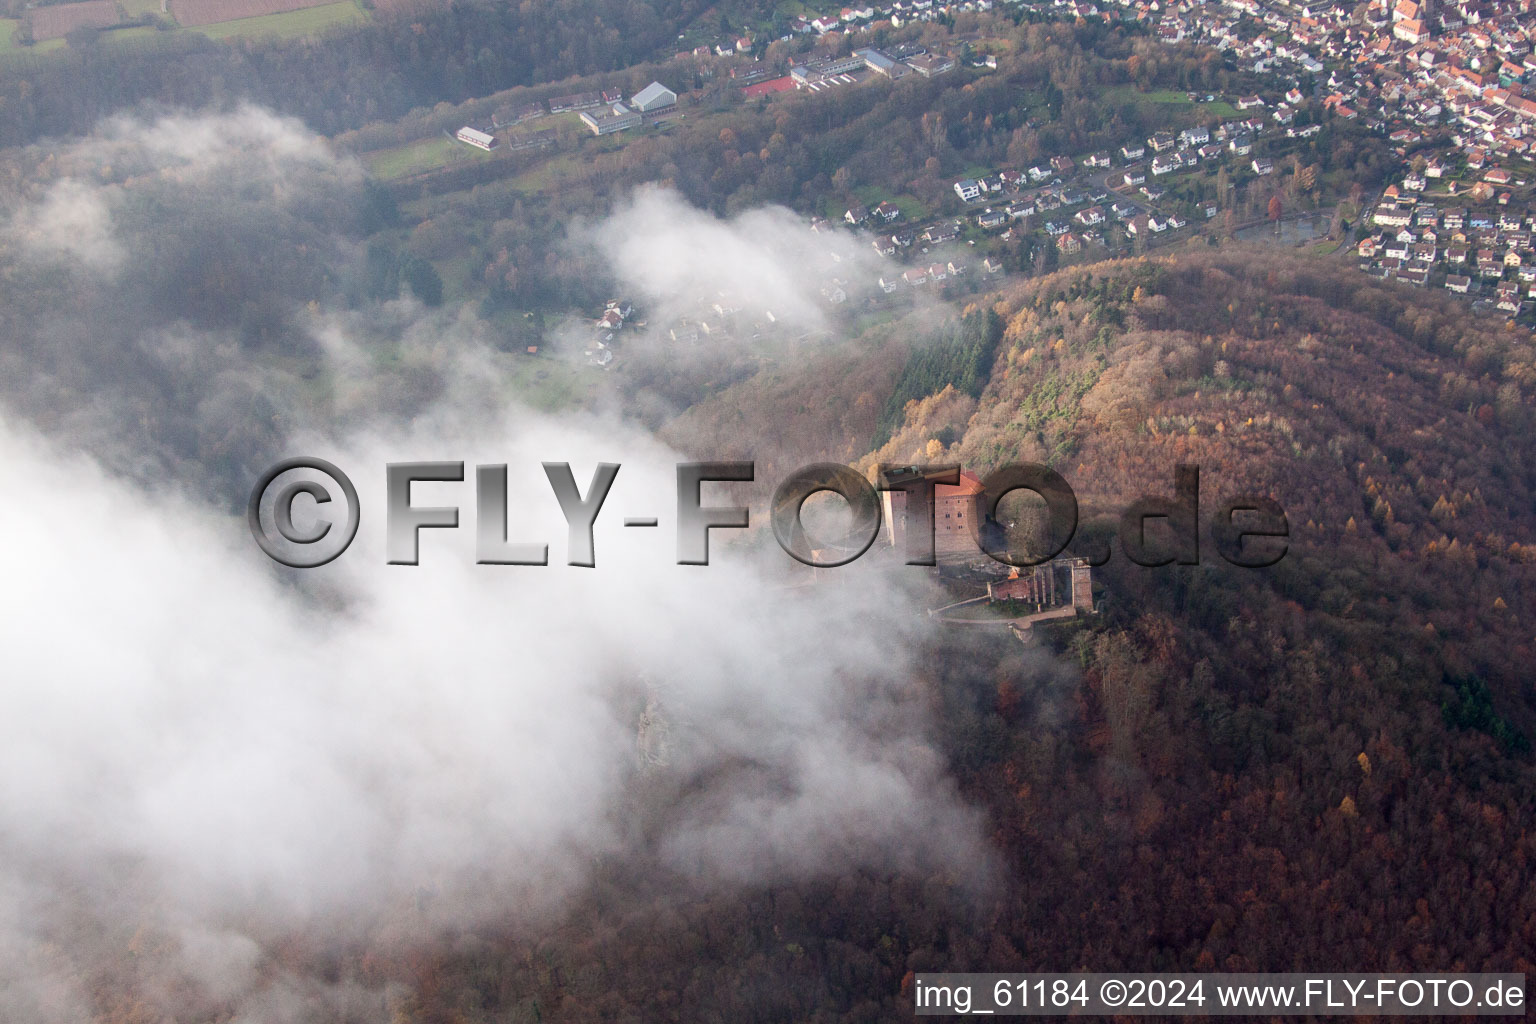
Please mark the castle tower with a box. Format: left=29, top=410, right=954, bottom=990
left=1070, top=559, right=1094, bottom=611
left=878, top=465, right=986, bottom=561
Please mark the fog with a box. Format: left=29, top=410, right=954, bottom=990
left=0, top=108, right=995, bottom=1020
left=576, top=184, right=886, bottom=332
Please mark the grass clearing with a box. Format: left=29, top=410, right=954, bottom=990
left=970, top=35, right=1014, bottom=54
left=436, top=252, right=482, bottom=305
left=499, top=354, right=601, bottom=413
left=364, top=135, right=493, bottom=180
left=890, top=194, right=927, bottom=220
left=772, top=0, right=817, bottom=17
left=851, top=184, right=927, bottom=221
left=1134, top=88, right=1194, bottom=103
left=0, top=18, right=24, bottom=55
left=506, top=150, right=586, bottom=192
left=1102, top=86, right=1192, bottom=105
left=1102, top=85, right=1240, bottom=120
left=852, top=184, right=885, bottom=206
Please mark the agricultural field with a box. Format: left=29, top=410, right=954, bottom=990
left=0, top=0, right=361, bottom=55
left=170, top=0, right=338, bottom=27
left=191, top=0, right=364, bottom=38
left=370, top=0, right=444, bottom=11
left=27, top=0, right=122, bottom=41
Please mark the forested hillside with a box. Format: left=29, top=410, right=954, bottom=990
left=282, top=247, right=1535, bottom=1022
left=15, top=126, right=1532, bottom=1009
left=5, top=0, right=1533, bottom=1006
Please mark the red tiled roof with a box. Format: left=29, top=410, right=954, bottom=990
left=742, top=76, right=796, bottom=98
left=939, top=470, right=987, bottom=497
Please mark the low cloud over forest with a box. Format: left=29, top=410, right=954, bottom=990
left=0, top=108, right=994, bottom=1022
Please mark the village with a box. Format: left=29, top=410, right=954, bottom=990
left=756, top=0, right=1536, bottom=319
left=422, top=0, right=1536, bottom=367
left=736, top=0, right=1536, bottom=318
left=1360, top=154, right=1536, bottom=314
left=571, top=88, right=1335, bottom=366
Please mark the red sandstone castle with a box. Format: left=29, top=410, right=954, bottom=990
left=879, top=465, right=987, bottom=560
left=879, top=464, right=1094, bottom=613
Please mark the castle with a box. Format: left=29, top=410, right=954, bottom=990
left=878, top=465, right=988, bottom=561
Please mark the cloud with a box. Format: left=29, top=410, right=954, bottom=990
left=0, top=108, right=997, bottom=1020
left=557, top=186, right=901, bottom=426
left=0, top=105, right=375, bottom=491
left=0, top=403, right=993, bottom=1018
left=580, top=185, right=881, bottom=332
left=9, top=178, right=122, bottom=269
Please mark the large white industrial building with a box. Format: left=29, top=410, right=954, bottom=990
left=454, top=126, right=498, bottom=151
left=630, top=81, right=677, bottom=112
